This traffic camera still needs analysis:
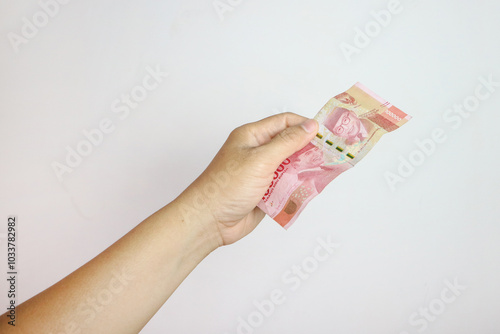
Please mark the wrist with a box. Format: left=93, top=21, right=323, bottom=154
left=170, top=190, right=223, bottom=252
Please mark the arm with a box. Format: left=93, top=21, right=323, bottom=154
left=0, top=113, right=318, bottom=334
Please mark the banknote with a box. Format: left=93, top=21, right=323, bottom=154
left=257, top=82, right=411, bottom=229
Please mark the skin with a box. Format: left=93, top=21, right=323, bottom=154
left=0, top=113, right=318, bottom=334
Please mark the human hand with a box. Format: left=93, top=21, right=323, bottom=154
left=174, top=113, right=318, bottom=247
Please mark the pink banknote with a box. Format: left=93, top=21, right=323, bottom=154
left=257, top=83, right=411, bottom=229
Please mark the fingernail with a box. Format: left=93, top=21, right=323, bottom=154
left=300, top=119, right=317, bottom=133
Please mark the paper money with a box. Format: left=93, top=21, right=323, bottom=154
left=257, top=82, right=411, bottom=229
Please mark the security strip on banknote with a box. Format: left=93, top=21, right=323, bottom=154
left=258, top=82, right=412, bottom=229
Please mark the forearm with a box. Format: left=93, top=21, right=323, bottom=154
left=0, top=198, right=220, bottom=334
left=0, top=112, right=315, bottom=333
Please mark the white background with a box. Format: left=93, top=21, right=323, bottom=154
left=1, top=0, right=499, bottom=333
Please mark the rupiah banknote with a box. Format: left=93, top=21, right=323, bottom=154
left=257, top=83, right=411, bottom=229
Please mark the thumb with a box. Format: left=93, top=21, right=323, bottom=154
left=260, top=119, right=319, bottom=164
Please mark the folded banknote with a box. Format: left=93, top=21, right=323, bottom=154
left=257, top=82, right=411, bottom=229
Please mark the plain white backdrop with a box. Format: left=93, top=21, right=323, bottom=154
left=1, top=0, right=499, bottom=333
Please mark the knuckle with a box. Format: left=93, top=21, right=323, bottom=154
left=282, top=111, right=298, bottom=117
left=228, top=125, right=245, bottom=139
left=227, top=125, right=252, bottom=145
left=279, top=111, right=299, bottom=122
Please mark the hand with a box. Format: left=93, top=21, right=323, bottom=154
left=0, top=113, right=318, bottom=334
left=174, top=113, right=318, bottom=247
